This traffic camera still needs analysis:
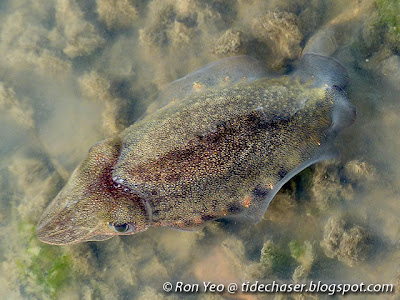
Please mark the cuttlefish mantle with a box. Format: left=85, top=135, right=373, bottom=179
left=37, top=54, right=356, bottom=245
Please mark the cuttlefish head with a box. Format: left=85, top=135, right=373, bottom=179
left=36, top=137, right=150, bottom=245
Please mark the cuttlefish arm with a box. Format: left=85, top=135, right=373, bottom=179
left=36, top=137, right=150, bottom=245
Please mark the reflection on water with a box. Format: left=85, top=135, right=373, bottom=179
left=0, top=0, right=399, bottom=299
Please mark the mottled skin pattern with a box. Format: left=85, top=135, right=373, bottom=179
left=116, top=78, right=332, bottom=227
left=37, top=54, right=356, bottom=245
left=37, top=138, right=150, bottom=244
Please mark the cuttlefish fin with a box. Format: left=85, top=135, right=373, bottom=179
left=152, top=55, right=266, bottom=111
left=294, top=53, right=349, bottom=88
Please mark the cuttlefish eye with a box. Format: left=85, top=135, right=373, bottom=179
left=107, top=223, right=136, bottom=233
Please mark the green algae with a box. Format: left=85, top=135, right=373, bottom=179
left=15, top=223, right=75, bottom=299
left=260, top=240, right=295, bottom=277
left=376, top=0, right=400, bottom=50
left=289, top=240, right=305, bottom=260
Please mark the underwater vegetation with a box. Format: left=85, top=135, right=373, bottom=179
left=376, top=0, right=400, bottom=51
left=15, top=223, right=74, bottom=298
left=0, top=0, right=399, bottom=299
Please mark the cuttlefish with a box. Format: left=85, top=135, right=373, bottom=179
left=37, top=53, right=356, bottom=245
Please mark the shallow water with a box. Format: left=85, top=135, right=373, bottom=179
left=0, top=0, right=399, bottom=299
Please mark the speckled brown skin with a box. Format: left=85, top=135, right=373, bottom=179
left=36, top=138, right=150, bottom=244
left=116, top=78, right=333, bottom=227
left=37, top=54, right=356, bottom=245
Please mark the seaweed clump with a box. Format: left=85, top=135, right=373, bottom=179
left=139, top=0, right=237, bottom=87
left=49, top=0, right=105, bottom=58
left=96, top=0, right=138, bottom=30
left=251, top=11, right=303, bottom=69
left=79, top=71, right=126, bottom=136
left=309, top=159, right=376, bottom=212
left=212, top=29, right=247, bottom=56
left=0, top=4, right=71, bottom=77
left=247, top=239, right=314, bottom=282
left=376, top=0, right=400, bottom=52
left=274, top=0, right=327, bottom=38
left=357, top=0, right=400, bottom=75
left=311, top=162, right=354, bottom=211
left=321, top=216, right=373, bottom=267
left=259, top=240, right=295, bottom=278
left=289, top=240, right=314, bottom=282
left=13, top=223, right=75, bottom=299
left=0, top=82, right=34, bottom=129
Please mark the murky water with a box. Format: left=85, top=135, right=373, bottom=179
left=0, top=0, right=399, bottom=299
